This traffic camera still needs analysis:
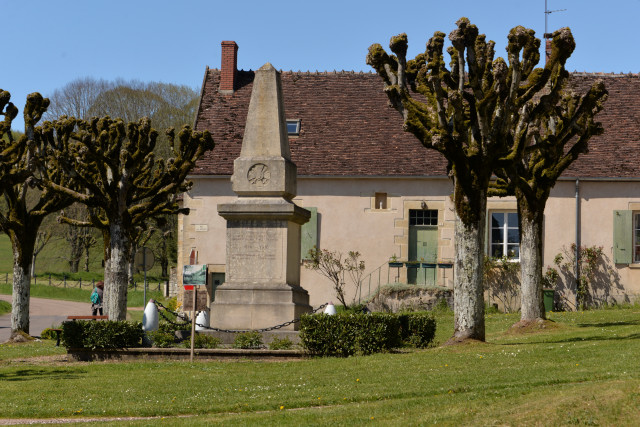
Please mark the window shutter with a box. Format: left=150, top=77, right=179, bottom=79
left=613, top=210, right=632, bottom=264
left=300, top=207, right=318, bottom=260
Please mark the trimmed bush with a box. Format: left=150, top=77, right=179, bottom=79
left=182, top=333, right=222, bottom=349
left=148, top=330, right=176, bottom=348
left=40, top=327, right=61, bottom=340
left=268, top=337, right=294, bottom=350
left=398, top=312, right=437, bottom=348
left=158, top=321, right=190, bottom=335
left=61, top=320, right=144, bottom=349
left=300, top=312, right=401, bottom=357
left=233, top=331, right=263, bottom=349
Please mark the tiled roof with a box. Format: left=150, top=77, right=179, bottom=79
left=193, top=69, right=640, bottom=179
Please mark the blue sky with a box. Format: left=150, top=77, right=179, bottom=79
left=2, top=0, right=639, bottom=129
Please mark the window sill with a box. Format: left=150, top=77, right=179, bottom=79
left=627, top=263, right=640, bottom=269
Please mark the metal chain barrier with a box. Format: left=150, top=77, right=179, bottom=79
left=153, top=300, right=329, bottom=333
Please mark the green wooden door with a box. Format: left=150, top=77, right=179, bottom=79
left=408, top=225, right=438, bottom=285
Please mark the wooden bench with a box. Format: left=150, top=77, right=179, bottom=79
left=67, top=315, right=109, bottom=320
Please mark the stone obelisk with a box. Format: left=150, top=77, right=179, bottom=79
left=213, top=63, right=311, bottom=331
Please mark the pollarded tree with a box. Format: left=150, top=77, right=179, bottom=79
left=491, top=31, right=607, bottom=322
left=367, top=19, right=582, bottom=341
left=39, top=116, right=214, bottom=320
left=0, top=90, right=74, bottom=336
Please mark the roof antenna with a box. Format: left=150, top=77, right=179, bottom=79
left=544, top=0, right=567, bottom=38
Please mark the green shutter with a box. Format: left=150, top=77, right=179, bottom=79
left=300, top=207, right=318, bottom=260
left=613, top=210, right=632, bottom=264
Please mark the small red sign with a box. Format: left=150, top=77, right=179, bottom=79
left=184, top=285, right=194, bottom=291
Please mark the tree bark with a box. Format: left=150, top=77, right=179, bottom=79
left=128, top=245, right=136, bottom=286
left=519, top=206, right=546, bottom=321
left=452, top=197, right=486, bottom=341
left=10, top=231, right=37, bottom=335
left=11, top=257, right=31, bottom=335
left=104, top=220, right=129, bottom=320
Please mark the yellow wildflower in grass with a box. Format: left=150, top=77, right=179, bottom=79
left=356, top=378, right=360, bottom=382
left=280, top=405, right=284, bottom=410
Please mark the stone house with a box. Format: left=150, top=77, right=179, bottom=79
left=178, top=41, right=640, bottom=311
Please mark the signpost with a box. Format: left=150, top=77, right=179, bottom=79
left=183, top=264, right=207, bottom=362
left=135, top=247, right=155, bottom=307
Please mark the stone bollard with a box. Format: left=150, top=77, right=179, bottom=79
left=195, top=310, right=210, bottom=331
left=142, top=300, right=159, bottom=332
left=324, top=302, right=337, bottom=315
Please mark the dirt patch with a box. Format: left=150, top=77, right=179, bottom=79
left=507, top=318, right=559, bottom=334
left=6, top=331, right=35, bottom=343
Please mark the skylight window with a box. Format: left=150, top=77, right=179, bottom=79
left=286, top=119, right=300, bottom=136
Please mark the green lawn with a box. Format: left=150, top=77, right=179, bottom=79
left=0, top=233, right=166, bottom=280
left=0, top=283, right=163, bottom=307
left=1, top=308, right=639, bottom=425
left=0, top=300, right=10, bottom=315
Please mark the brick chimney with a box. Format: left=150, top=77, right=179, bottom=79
left=544, top=34, right=552, bottom=64
left=220, top=41, right=238, bottom=94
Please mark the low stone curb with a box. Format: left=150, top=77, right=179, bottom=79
left=67, top=347, right=306, bottom=361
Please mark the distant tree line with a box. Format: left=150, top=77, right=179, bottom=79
left=0, top=78, right=214, bottom=336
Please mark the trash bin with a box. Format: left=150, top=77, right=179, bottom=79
left=543, top=288, right=555, bottom=312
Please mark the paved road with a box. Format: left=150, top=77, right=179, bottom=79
left=0, top=294, right=89, bottom=343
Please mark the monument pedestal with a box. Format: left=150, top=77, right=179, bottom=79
left=212, top=199, right=311, bottom=331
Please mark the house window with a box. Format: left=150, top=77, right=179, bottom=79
left=286, top=119, right=300, bottom=136
left=634, top=213, right=640, bottom=262
left=409, top=209, right=438, bottom=226
left=490, top=211, right=519, bottom=259
left=375, top=192, right=387, bottom=210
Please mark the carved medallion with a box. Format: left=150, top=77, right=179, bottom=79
left=247, top=163, right=270, bottom=186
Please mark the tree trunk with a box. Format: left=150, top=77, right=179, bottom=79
left=84, top=245, right=91, bottom=272
left=128, top=245, right=136, bottom=286
left=161, top=258, right=168, bottom=279
left=519, top=206, right=546, bottom=321
left=160, top=234, right=169, bottom=278
left=11, top=257, right=31, bottom=335
left=30, top=254, right=36, bottom=278
left=452, top=200, right=486, bottom=341
left=10, top=231, right=37, bottom=335
left=104, top=220, right=129, bottom=320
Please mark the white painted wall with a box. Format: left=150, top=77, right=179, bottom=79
left=178, top=176, right=640, bottom=310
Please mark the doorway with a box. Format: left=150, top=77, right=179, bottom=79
left=408, top=209, right=438, bottom=285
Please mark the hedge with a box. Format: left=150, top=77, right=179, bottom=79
left=300, top=312, right=401, bottom=356
left=398, top=312, right=437, bottom=348
left=300, top=312, right=436, bottom=356
left=61, top=320, right=144, bottom=349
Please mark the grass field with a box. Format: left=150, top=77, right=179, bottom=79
left=0, top=233, right=167, bottom=281
left=0, top=283, right=164, bottom=307
left=0, top=300, right=10, bottom=315
left=1, top=307, right=639, bottom=425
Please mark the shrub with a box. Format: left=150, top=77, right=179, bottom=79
left=300, top=312, right=401, bottom=357
left=61, top=320, right=144, bottom=349
left=398, top=312, right=437, bottom=348
left=182, top=333, right=222, bottom=349
left=148, top=330, right=176, bottom=348
left=158, top=320, right=190, bottom=335
left=268, top=337, right=294, bottom=350
left=233, top=331, right=263, bottom=349
left=40, top=327, right=61, bottom=340
left=432, top=298, right=452, bottom=314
